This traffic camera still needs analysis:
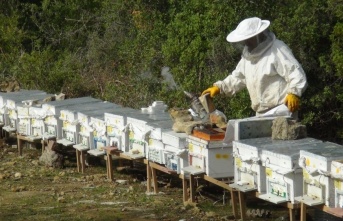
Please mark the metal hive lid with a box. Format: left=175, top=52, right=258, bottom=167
left=42, top=97, right=103, bottom=109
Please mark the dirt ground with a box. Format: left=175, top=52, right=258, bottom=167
left=0, top=138, right=298, bottom=221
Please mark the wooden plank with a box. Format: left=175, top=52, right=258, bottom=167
left=149, top=162, right=177, bottom=175
left=203, top=175, right=232, bottom=190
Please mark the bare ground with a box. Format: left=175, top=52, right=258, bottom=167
left=0, top=139, right=297, bottom=221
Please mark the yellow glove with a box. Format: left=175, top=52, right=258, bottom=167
left=284, top=94, right=300, bottom=112
left=202, top=86, right=220, bottom=98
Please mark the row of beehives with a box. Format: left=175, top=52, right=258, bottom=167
left=0, top=89, right=234, bottom=178
left=3, top=90, right=343, bottom=211
left=230, top=136, right=343, bottom=210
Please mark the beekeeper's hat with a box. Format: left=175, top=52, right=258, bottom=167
left=226, top=17, right=270, bottom=43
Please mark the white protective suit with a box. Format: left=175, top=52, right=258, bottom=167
left=214, top=31, right=308, bottom=114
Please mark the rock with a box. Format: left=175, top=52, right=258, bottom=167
left=57, top=196, right=65, bottom=203
left=272, top=117, right=307, bottom=140
left=14, top=172, right=22, bottom=178
left=116, top=179, right=128, bottom=185
left=31, top=160, right=39, bottom=166
left=205, top=211, right=216, bottom=217
left=39, top=140, right=64, bottom=168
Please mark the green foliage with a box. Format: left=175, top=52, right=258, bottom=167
left=1, top=0, right=343, bottom=143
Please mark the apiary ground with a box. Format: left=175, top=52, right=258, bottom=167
left=0, top=139, right=312, bottom=221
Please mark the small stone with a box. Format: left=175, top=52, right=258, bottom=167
left=116, top=179, right=128, bottom=185
left=205, top=211, right=216, bottom=217
left=57, top=196, right=65, bottom=203
left=31, top=160, right=39, bottom=166
left=14, top=172, right=22, bottom=178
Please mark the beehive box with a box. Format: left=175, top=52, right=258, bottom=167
left=125, top=112, right=171, bottom=159
left=26, top=106, right=47, bottom=139
left=230, top=137, right=322, bottom=193
left=3, top=92, right=52, bottom=133
left=164, top=144, right=189, bottom=174
left=258, top=138, right=323, bottom=204
left=73, top=105, right=120, bottom=154
left=57, top=101, right=112, bottom=147
left=0, top=90, right=45, bottom=126
left=162, top=131, right=189, bottom=174
left=87, top=108, right=122, bottom=156
left=145, top=120, right=173, bottom=164
left=126, top=114, right=153, bottom=159
left=183, top=135, right=233, bottom=178
left=145, top=120, right=173, bottom=141
left=42, top=97, right=102, bottom=140
left=295, top=142, right=343, bottom=207
left=104, top=107, right=140, bottom=151
left=162, top=130, right=188, bottom=149
left=331, top=160, right=343, bottom=208
left=147, top=138, right=165, bottom=164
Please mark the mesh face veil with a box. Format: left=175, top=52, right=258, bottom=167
left=231, top=30, right=269, bottom=53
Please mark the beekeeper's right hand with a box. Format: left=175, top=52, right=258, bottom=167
left=202, top=86, right=220, bottom=98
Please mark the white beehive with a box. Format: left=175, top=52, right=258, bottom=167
left=0, top=90, right=45, bottom=126
left=73, top=105, right=120, bottom=154
left=162, top=131, right=189, bottom=174
left=57, top=101, right=113, bottom=147
left=87, top=108, right=122, bottom=156
left=330, top=160, right=343, bottom=208
left=125, top=111, right=171, bottom=159
left=145, top=120, right=173, bottom=164
left=126, top=114, right=151, bottom=158
left=230, top=137, right=322, bottom=193
left=162, top=130, right=188, bottom=149
left=164, top=144, right=188, bottom=174
left=147, top=138, right=165, bottom=164
left=42, top=97, right=103, bottom=140
left=27, top=106, right=46, bottom=139
left=3, top=92, right=51, bottom=133
left=183, top=135, right=233, bottom=178
left=295, top=142, right=343, bottom=207
left=258, top=138, right=323, bottom=204
left=145, top=120, right=173, bottom=141
left=16, top=105, right=31, bottom=136
left=104, top=107, right=139, bottom=151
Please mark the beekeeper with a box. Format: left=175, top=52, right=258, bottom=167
left=202, top=17, right=308, bottom=116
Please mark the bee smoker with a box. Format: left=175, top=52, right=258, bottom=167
left=184, top=91, right=211, bottom=121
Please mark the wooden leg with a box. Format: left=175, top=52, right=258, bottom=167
left=17, top=136, right=22, bottom=156
left=189, top=174, right=195, bottom=203
left=300, top=202, right=307, bottom=221
left=41, top=139, right=44, bottom=154
left=146, top=162, right=152, bottom=192
left=230, top=189, right=239, bottom=219
left=76, top=150, right=81, bottom=173
left=80, top=151, right=86, bottom=173
left=289, top=208, right=296, bottom=221
left=238, top=191, right=247, bottom=221
left=182, top=177, right=188, bottom=203
left=151, top=168, right=158, bottom=194
left=107, top=154, right=113, bottom=181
